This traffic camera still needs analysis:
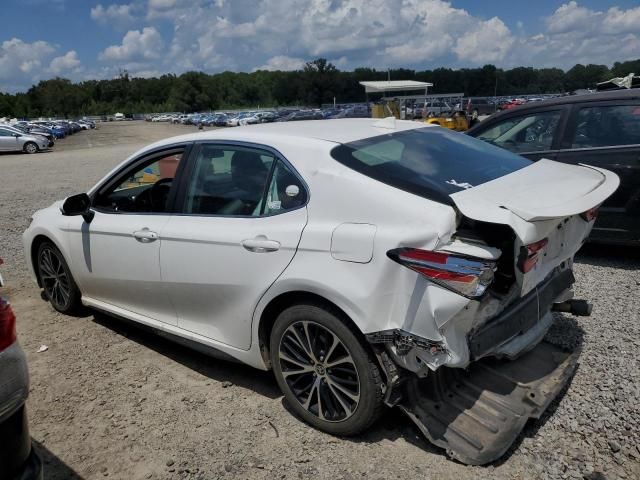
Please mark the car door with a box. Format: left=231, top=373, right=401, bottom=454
left=160, top=143, right=308, bottom=350
left=66, top=146, right=188, bottom=325
left=471, top=108, right=567, bottom=162
left=0, top=128, right=18, bottom=151
left=555, top=101, right=640, bottom=243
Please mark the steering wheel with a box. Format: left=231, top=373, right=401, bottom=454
left=149, top=177, right=173, bottom=212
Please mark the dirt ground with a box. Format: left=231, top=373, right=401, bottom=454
left=1, top=121, right=639, bottom=480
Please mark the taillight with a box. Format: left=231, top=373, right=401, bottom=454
left=517, top=238, right=548, bottom=273
left=0, top=298, right=17, bottom=352
left=387, top=248, right=496, bottom=298
left=581, top=207, right=599, bottom=222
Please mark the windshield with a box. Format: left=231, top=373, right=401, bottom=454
left=330, top=127, right=531, bottom=205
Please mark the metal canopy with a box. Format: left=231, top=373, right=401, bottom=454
left=359, top=80, right=433, bottom=94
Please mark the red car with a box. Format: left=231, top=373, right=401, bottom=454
left=500, top=99, right=525, bottom=110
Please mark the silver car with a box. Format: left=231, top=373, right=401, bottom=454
left=0, top=126, right=49, bottom=154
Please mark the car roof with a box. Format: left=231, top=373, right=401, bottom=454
left=142, top=118, right=428, bottom=151
left=467, top=89, right=640, bottom=134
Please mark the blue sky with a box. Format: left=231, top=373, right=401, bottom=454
left=1, top=0, right=639, bottom=92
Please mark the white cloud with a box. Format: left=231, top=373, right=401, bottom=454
left=454, top=17, right=514, bottom=63
left=91, top=3, right=136, bottom=25
left=546, top=1, right=600, bottom=34
left=0, top=38, right=55, bottom=90
left=254, top=55, right=305, bottom=71
left=525, top=2, right=640, bottom=68
left=602, top=6, right=640, bottom=35
left=99, top=27, right=164, bottom=62
left=3, top=1, right=640, bottom=93
left=48, top=50, right=81, bottom=74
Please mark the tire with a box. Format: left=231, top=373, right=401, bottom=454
left=37, top=241, right=82, bottom=314
left=270, top=303, right=384, bottom=436
left=23, top=142, right=38, bottom=154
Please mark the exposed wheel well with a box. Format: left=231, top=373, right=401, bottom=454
left=258, top=291, right=370, bottom=369
left=30, top=234, right=54, bottom=287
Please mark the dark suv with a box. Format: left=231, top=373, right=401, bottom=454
left=467, top=89, right=640, bottom=245
left=463, top=98, right=496, bottom=118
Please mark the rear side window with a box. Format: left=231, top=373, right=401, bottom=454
left=572, top=105, right=640, bottom=148
left=330, top=127, right=531, bottom=203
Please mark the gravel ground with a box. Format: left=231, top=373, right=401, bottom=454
left=1, top=122, right=638, bottom=480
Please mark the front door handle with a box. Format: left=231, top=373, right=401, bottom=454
left=133, top=229, right=158, bottom=243
left=242, top=235, right=280, bottom=253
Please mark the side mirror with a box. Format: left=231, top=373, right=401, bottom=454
left=61, top=193, right=94, bottom=223
left=14, top=133, right=20, bottom=137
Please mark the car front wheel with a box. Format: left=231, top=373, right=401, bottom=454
left=37, top=241, right=82, bottom=314
left=270, top=303, right=384, bottom=436
left=23, top=142, right=38, bottom=154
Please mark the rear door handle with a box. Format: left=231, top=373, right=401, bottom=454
left=242, top=235, right=280, bottom=253
left=133, top=229, right=159, bottom=243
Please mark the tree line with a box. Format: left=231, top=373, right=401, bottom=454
left=1, top=58, right=639, bottom=118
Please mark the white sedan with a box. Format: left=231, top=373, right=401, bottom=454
left=23, top=118, right=618, bottom=464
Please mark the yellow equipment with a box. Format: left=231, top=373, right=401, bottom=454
left=425, top=111, right=469, bottom=131
left=372, top=100, right=400, bottom=119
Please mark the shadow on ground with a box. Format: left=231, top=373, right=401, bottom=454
left=91, top=311, right=281, bottom=400
left=576, top=243, right=640, bottom=270
left=33, top=441, right=83, bottom=480
left=90, top=305, right=588, bottom=467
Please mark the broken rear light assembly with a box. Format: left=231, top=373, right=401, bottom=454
left=387, top=248, right=496, bottom=298
left=517, top=238, right=548, bottom=273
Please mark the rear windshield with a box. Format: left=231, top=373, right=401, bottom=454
left=330, top=127, right=531, bottom=204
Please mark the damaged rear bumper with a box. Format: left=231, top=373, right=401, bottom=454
left=366, top=268, right=581, bottom=464
left=400, top=341, right=578, bottom=465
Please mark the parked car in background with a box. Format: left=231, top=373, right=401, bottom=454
left=9, top=124, right=55, bottom=146
left=330, top=105, right=369, bottom=119
left=214, top=114, right=229, bottom=127
left=283, top=110, right=324, bottom=121
left=467, top=88, right=639, bottom=245
left=239, top=113, right=261, bottom=126
left=424, top=101, right=453, bottom=116
left=462, top=98, right=496, bottom=118
left=0, top=261, right=42, bottom=479
left=24, top=119, right=616, bottom=465
left=226, top=113, right=246, bottom=127
left=499, top=99, right=525, bottom=110
left=0, top=126, right=50, bottom=153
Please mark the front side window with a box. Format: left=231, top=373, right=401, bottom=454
left=572, top=104, right=640, bottom=148
left=476, top=111, right=561, bottom=153
left=94, top=151, right=183, bottom=213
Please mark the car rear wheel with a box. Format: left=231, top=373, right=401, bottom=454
left=270, top=303, right=384, bottom=436
left=23, top=142, right=38, bottom=154
left=37, top=241, right=82, bottom=314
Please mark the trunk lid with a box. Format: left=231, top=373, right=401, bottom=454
left=450, top=159, right=619, bottom=241
left=449, top=158, right=619, bottom=294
